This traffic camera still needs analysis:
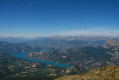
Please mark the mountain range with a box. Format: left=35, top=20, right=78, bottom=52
left=27, top=40, right=119, bottom=73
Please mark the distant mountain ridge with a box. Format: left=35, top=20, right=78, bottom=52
left=0, top=41, right=41, bottom=53
left=1, top=36, right=119, bottom=50
left=1, top=36, right=119, bottom=42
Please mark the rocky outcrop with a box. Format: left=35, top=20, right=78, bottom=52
left=103, top=40, right=119, bottom=49
left=103, top=40, right=119, bottom=65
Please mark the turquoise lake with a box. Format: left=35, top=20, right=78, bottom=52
left=9, top=52, right=72, bottom=68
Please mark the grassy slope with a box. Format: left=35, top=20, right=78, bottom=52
left=55, top=65, right=119, bottom=80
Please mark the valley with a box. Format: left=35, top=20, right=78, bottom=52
left=0, top=37, right=119, bottom=80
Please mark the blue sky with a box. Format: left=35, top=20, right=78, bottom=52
left=0, top=0, right=119, bottom=37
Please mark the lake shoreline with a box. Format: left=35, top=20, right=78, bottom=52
left=9, top=52, right=72, bottom=68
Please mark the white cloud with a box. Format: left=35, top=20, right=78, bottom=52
left=0, top=33, right=57, bottom=38
left=59, top=27, right=119, bottom=36
left=0, top=27, right=119, bottom=38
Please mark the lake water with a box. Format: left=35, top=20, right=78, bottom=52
left=9, top=52, right=72, bottom=68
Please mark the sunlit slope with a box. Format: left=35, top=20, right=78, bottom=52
left=55, top=65, right=119, bottom=80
